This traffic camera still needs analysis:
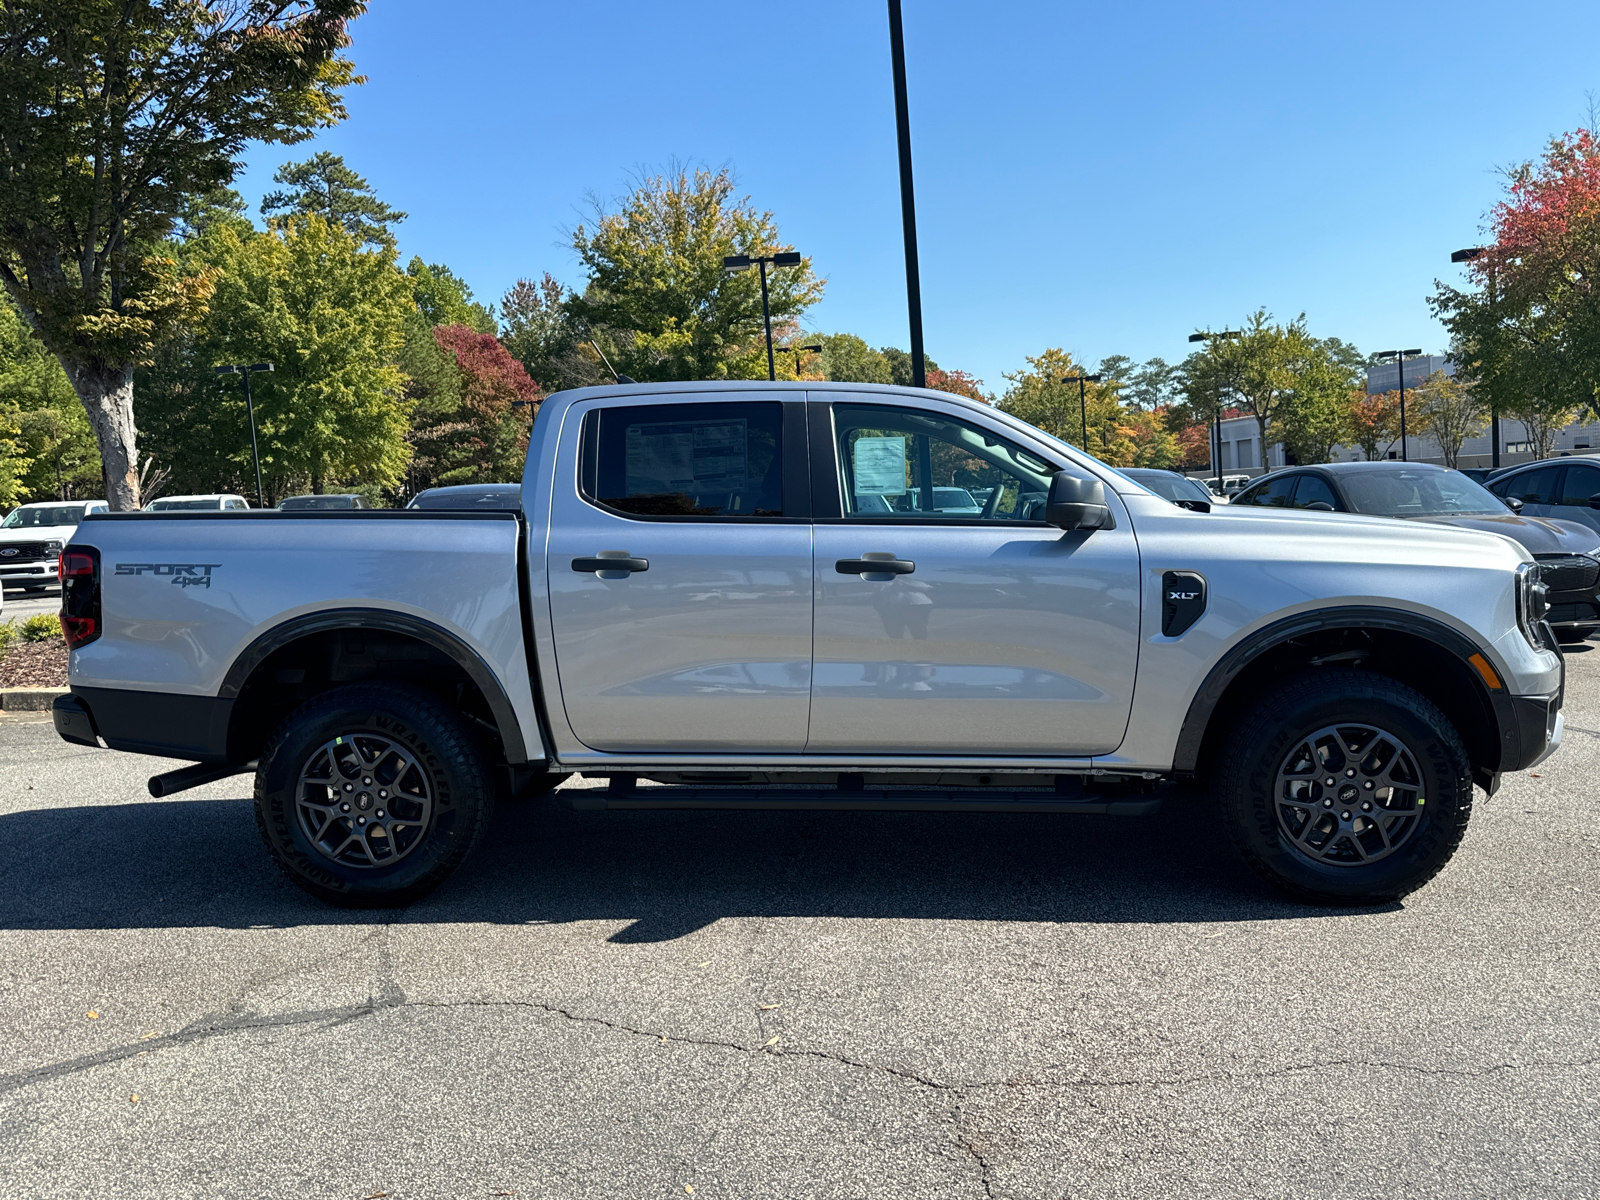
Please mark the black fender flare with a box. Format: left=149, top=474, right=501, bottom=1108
left=219, top=607, right=531, bottom=764
left=1171, top=605, right=1505, bottom=774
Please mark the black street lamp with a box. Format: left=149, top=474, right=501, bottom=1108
left=1188, top=331, right=1242, bottom=479
left=1451, top=246, right=1499, bottom=468
left=1059, top=373, right=1104, bottom=448
left=214, top=362, right=273, bottom=508
left=1375, top=349, right=1426, bottom=461
left=723, top=252, right=803, bottom=381
left=787, top=342, right=823, bottom=378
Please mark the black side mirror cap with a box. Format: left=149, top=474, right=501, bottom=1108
left=1173, top=498, right=1211, bottom=512
left=1045, top=472, right=1111, bottom=531
left=1588, top=491, right=1600, bottom=510
left=1504, top=496, right=1524, bottom=513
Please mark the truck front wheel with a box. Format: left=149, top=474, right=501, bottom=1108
left=1215, top=670, right=1474, bottom=904
left=254, top=683, right=495, bottom=907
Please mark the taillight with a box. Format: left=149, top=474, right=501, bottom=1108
left=59, top=545, right=100, bottom=649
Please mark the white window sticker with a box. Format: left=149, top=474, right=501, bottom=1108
left=625, top=419, right=748, bottom=495
left=852, top=436, right=908, bottom=496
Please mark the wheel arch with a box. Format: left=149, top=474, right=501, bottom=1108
left=1174, top=606, right=1506, bottom=785
left=219, top=607, right=529, bottom=766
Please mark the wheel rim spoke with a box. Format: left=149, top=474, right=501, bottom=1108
left=295, top=731, right=434, bottom=870
left=1274, top=721, right=1425, bottom=868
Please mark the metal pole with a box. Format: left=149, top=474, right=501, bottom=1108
left=242, top=370, right=264, bottom=509
left=759, top=259, right=775, bottom=382
left=887, top=0, right=926, bottom=389
left=1489, top=267, right=1500, bottom=469
left=1399, top=356, right=1408, bottom=462
left=1079, top=376, right=1089, bottom=448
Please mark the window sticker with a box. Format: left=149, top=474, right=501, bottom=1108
left=624, top=418, right=748, bottom=495
left=852, top=436, right=908, bottom=496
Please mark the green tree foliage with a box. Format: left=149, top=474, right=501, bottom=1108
left=569, top=165, right=825, bottom=382
left=0, top=402, right=26, bottom=507
left=880, top=346, right=938, bottom=388
left=814, top=333, right=893, bottom=384
left=1409, top=371, right=1484, bottom=469
left=0, top=302, right=100, bottom=500
left=261, top=152, right=406, bottom=249
left=1346, top=391, right=1405, bottom=462
left=0, top=0, right=364, bottom=509
left=408, top=258, right=495, bottom=333
left=138, top=216, right=413, bottom=500
left=499, top=273, right=608, bottom=395
left=1000, top=348, right=1179, bottom=468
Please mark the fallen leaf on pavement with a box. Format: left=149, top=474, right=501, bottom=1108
left=490, top=1191, right=515, bottom=1197
left=139, top=1031, right=161, bottom=1040
left=85, top=1011, right=99, bottom=1020
left=364, top=1192, right=390, bottom=1199
left=129, top=1094, right=140, bottom=1103
left=764, top=1035, right=780, bottom=1047
left=684, top=1187, right=695, bottom=1195
left=695, top=962, right=710, bottom=968
left=758, top=1003, right=781, bottom=1011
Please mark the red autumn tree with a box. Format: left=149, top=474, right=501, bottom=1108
left=423, top=325, right=542, bottom=484
left=926, top=367, right=989, bottom=404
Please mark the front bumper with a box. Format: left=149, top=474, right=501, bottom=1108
left=1498, top=691, right=1563, bottom=771
left=0, top=561, right=58, bottom=583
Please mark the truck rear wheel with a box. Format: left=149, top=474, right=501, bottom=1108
left=1215, top=670, right=1473, bottom=904
left=254, top=683, right=495, bottom=907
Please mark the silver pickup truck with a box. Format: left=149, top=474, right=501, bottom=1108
left=52, top=382, right=1564, bottom=907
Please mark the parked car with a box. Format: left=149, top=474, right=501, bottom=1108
left=278, top=494, right=368, bottom=511
left=1457, top=467, right=1497, bottom=485
left=0, top=499, right=108, bottom=592
left=144, top=494, right=250, bottom=512
left=54, top=382, right=1564, bottom=910
left=1484, top=459, right=1600, bottom=537
left=1203, top=473, right=1252, bottom=499
left=1120, top=468, right=1215, bottom=511
left=1230, top=461, right=1600, bottom=641
left=405, top=483, right=522, bottom=511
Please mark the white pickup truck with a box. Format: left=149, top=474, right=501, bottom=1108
left=52, top=382, right=1564, bottom=907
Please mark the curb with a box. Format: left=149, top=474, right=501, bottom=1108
left=0, top=687, right=67, bottom=712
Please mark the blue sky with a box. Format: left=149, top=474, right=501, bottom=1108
left=233, top=0, right=1600, bottom=394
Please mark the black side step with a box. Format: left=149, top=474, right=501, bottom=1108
left=562, top=783, right=1161, bottom=817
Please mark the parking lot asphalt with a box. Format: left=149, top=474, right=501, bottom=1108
left=1, top=586, right=58, bottom=623
left=1, top=654, right=1597, bottom=1199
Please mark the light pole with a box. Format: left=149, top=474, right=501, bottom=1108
left=1059, top=373, right=1104, bottom=448
left=887, top=0, right=926, bottom=389
left=1374, top=349, right=1425, bottom=461
left=1452, top=247, right=1498, bottom=468
left=214, top=362, right=273, bottom=508
left=787, top=343, right=823, bottom=378
left=1188, top=331, right=1242, bottom=479
left=723, top=252, right=803, bottom=381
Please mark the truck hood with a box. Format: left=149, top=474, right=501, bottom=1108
left=1193, top=500, right=1535, bottom=565
left=0, top=526, right=75, bottom=543
left=1408, top=513, right=1600, bottom=558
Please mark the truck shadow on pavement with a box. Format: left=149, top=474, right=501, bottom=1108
left=0, top=783, right=1392, bottom=937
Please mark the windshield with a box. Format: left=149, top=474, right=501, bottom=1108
left=1340, top=470, right=1508, bottom=517
left=2, top=504, right=87, bottom=528
left=1131, top=473, right=1212, bottom=504
left=408, top=489, right=521, bottom=511
left=146, top=498, right=222, bottom=511
left=280, top=495, right=361, bottom=510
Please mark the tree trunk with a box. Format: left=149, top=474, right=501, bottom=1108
left=61, top=358, right=140, bottom=511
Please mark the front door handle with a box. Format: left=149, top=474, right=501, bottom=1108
left=572, top=553, right=649, bottom=575
left=836, top=554, right=915, bottom=576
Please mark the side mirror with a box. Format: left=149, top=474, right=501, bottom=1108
left=1588, top=491, right=1600, bottom=510
left=1045, top=472, right=1111, bottom=531
left=1504, top=496, right=1524, bottom=513
left=1304, top=501, right=1335, bottom=512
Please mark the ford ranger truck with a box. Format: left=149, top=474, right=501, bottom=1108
left=51, top=382, right=1564, bottom=907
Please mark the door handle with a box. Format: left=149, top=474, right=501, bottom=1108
left=836, top=555, right=915, bottom=576
left=572, top=553, right=649, bottom=574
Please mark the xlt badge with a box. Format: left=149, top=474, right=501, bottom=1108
left=1161, top=571, right=1207, bottom=637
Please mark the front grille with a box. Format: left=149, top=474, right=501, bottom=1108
left=0, top=542, right=51, bottom=563
left=1535, top=553, right=1600, bottom=594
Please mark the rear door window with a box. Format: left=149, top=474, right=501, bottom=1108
left=1558, top=465, right=1600, bottom=507
left=1234, top=474, right=1298, bottom=507
left=1496, top=466, right=1561, bottom=505
left=582, top=401, right=787, bottom=518
left=1291, top=475, right=1340, bottom=509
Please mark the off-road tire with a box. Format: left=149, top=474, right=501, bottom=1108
left=254, top=683, right=495, bottom=907
left=1215, top=669, right=1474, bottom=905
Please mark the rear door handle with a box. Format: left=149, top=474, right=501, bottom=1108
left=836, top=555, right=915, bottom=576
left=572, top=553, right=649, bottom=574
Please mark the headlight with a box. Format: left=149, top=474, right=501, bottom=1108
left=1515, top=561, right=1550, bottom=648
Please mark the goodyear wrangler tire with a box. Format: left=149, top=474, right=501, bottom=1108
left=1215, top=669, right=1474, bottom=905
left=254, top=683, right=495, bottom=907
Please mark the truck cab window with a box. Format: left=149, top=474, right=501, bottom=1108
left=832, top=403, right=1053, bottom=521
left=582, top=401, right=785, bottom=518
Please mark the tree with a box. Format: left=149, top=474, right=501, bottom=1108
left=261, top=152, right=405, bottom=249
left=0, top=0, right=364, bottom=509
left=1347, top=391, right=1404, bottom=462
left=1000, top=348, right=1179, bottom=468
left=1, top=301, right=99, bottom=499
left=408, top=258, right=495, bottom=333
left=1410, top=371, right=1485, bottom=468
left=0, top=401, right=27, bottom=507
left=814, top=333, right=892, bottom=384
left=880, top=346, right=938, bottom=387
left=421, top=325, right=539, bottom=485
left=139, top=215, right=413, bottom=499
left=500, top=273, right=607, bottom=396
left=569, top=165, right=824, bottom=382
left=926, top=367, right=989, bottom=403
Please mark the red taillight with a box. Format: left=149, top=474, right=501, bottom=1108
left=59, top=545, right=101, bottom=650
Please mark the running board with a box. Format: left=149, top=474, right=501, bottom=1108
left=562, top=782, right=1161, bottom=816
